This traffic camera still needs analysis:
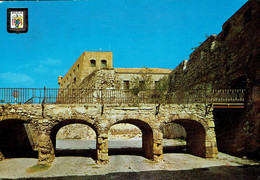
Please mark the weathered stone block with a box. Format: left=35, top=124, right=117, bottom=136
left=97, top=137, right=103, bottom=144
left=0, top=152, right=4, bottom=161
left=154, top=148, right=163, bottom=155
left=154, top=154, right=163, bottom=162
left=207, top=120, right=215, bottom=128
left=39, top=148, right=51, bottom=154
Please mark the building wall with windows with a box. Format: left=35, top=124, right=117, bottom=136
left=114, top=68, right=172, bottom=89
left=58, top=51, right=172, bottom=90
left=58, top=51, right=113, bottom=88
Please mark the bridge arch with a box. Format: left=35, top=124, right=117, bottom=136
left=0, top=117, right=37, bottom=159
left=0, top=114, right=32, bottom=123
left=50, top=119, right=98, bottom=150
left=38, top=118, right=98, bottom=165
left=108, top=119, right=154, bottom=160
left=168, top=119, right=207, bottom=157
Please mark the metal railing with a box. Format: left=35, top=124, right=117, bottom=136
left=0, top=88, right=245, bottom=105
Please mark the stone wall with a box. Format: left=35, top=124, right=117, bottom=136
left=0, top=103, right=217, bottom=165
left=56, top=123, right=142, bottom=140
left=56, top=124, right=96, bottom=140
left=162, top=123, right=186, bottom=139
left=78, top=69, right=120, bottom=90
left=168, top=0, right=260, bottom=159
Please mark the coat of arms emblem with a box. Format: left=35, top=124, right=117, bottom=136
left=7, top=8, right=28, bottom=33
left=11, top=11, right=23, bottom=28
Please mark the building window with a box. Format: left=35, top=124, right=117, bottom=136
left=124, top=81, right=130, bottom=90
left=90, top=59, right=96, bottom=67
left=77, top=64, right=79, bottom=72
left=73, top=77, right=76, bottom=84
left=101, top=60, right=107, bottom=68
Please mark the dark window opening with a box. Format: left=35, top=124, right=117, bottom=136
left=124, top=81, right=130, bottom=90
left=101, top=60, right=107, bottom=68
left=90, top=60, right=96, bottom=67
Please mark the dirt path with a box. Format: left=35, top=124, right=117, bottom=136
left=0, top=153, right=259, bottom=179
left=0, top=139, right=259, bottom=179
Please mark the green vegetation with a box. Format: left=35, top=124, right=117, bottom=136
left=129, top=68, right=153, bottom=95
left=26, top=164, right=50, bottom=173
left=191, top=34, right=211, bottom=50
left=127, top=69, right=172, bottom=105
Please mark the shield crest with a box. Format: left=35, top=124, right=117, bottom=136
left=11, top=11, right=23, bottom=28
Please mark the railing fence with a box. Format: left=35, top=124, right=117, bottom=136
left=0, top=88, right=245, bottom=105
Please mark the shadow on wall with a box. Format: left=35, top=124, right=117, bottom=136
left=167, top=119, right=206, bottom=158
left=213, top=108, right=246, bottom=156
left=0, top=120, right=37, bottom=158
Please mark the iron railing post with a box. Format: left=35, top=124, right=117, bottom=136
left=42, top=86, right=46, bottom=104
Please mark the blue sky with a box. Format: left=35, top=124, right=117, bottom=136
left=0, top=0, right=247, bottom=88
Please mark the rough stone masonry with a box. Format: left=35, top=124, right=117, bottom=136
left=0, top=103, right=217, bottom=166
left=168, top=0, right=260, bottom=159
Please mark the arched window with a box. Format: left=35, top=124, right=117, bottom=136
left=90, top=59, right=96, bottom=67
left=101, top=60, right=107, bottom=68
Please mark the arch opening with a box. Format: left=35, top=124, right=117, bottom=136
left=50, top=120, right=97, bottom=160
left=161, top=122, right=187, bottom=153
left=163, top=119, right=206, bottom=157
left=108, top=119, right=153, bottom=159
left=213, top=108, right=244, bottom=156
left=0, top=119, right=37, bottom=158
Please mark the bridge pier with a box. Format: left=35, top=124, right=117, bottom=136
left=152, top=130, right=163, bottom=162
left=96, top=134, right=109, bottom=164
left=184, top=119, right=218, bottom=158
left=205, top=127, right=218, bottom=158
left=0, top=103, right=219, bottom=165
left=37, top=120, right=55, bottom=166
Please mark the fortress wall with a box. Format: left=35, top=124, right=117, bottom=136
left=168, top=0, right=260, bottom=159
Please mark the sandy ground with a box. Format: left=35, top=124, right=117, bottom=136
left=0, top=139, right=259, bottom=179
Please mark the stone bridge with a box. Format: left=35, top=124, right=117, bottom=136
left=0, top=103, right=218, bottom=166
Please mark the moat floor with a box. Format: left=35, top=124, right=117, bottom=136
left=0, top=139, right=259, bottom=179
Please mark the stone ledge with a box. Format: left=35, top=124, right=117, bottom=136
left=114, top=107, right=153, bottom=110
